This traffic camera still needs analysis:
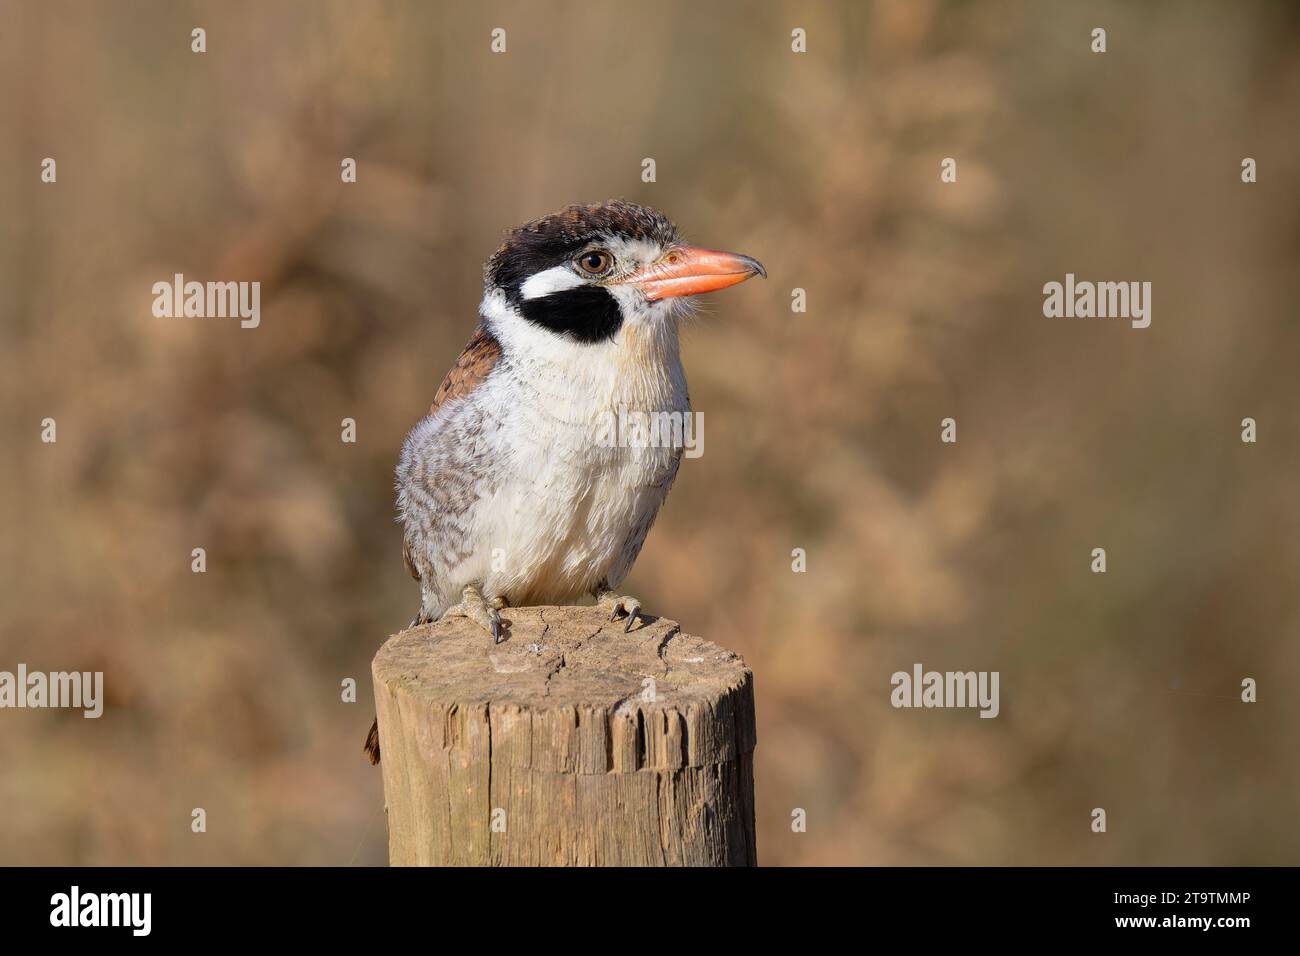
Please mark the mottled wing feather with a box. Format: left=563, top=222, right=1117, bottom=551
left=402, top=325, right=501, bottom=580
left=402, top=536, right=419, bottom=581
left=430, top=324, right=502, bottom=415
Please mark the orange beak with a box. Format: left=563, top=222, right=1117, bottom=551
left=622, top=246, right=767, bottom=301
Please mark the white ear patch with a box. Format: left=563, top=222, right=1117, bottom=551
left=520, top=265, right=586, bottom=301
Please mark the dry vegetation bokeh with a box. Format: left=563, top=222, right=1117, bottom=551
left=2, top=0, right=1299, bottom=865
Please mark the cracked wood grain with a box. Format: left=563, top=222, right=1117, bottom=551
left=371, top=605, right=757, bottom=866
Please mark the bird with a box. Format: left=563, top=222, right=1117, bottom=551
left=364, top=200, right=764, bottom=764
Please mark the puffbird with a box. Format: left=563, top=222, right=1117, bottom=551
left=365, top=200, right=764, bottom=763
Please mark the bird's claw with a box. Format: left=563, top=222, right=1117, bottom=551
left=597, top=591, right=642, bottom=633
left=441, top=585, right=505, bottom=643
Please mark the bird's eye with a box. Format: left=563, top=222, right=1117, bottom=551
left=576, top=250, right=613, bottom=276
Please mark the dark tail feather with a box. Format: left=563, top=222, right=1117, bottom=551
left=364, top=716, right=381, bottom=765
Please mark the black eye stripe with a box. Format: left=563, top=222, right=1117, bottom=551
left=519, top=286, right=622, bottom=343
left=484, top=202, right=681, bottom=343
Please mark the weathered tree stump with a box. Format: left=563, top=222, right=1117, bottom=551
left=371, top=605, right=757, bottom=866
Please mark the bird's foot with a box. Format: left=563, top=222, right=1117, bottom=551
left=441, top=584, right=505, bottom=643
left=596, top=588, right=642, bottom=633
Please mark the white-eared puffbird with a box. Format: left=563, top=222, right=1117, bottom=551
left=366, top=200, right=764, bottom=764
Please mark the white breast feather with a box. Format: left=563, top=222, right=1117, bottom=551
left=405, top=289, right=688, bottom=613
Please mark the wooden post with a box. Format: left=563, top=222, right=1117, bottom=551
left=371, top=605, right=757, bottom=866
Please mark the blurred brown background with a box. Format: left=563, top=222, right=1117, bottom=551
left=2, top=0, right=1299, bottom=865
